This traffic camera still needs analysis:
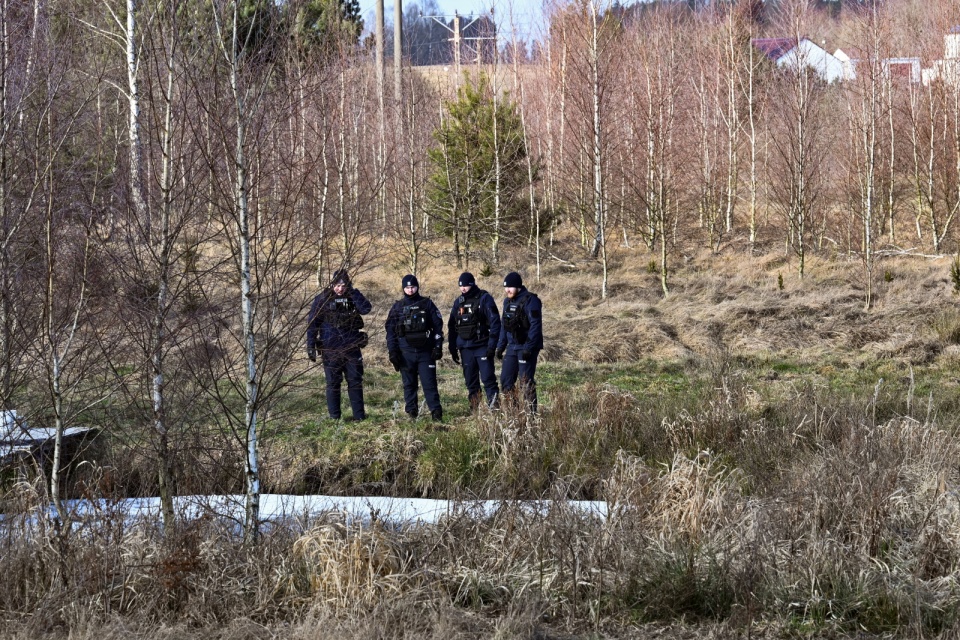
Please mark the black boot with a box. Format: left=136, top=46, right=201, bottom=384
left=431, top=408, right=443, bottom=422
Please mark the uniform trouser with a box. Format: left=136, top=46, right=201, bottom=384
left=323, top=349, right=365, bottom=419
left=500, top=348, right=539, bottom=412
left=460, top=345, right=499, bottom=408
left=400, top=349, right=442, bottom=416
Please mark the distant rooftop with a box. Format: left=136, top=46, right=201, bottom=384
left=752, top=38, right=799, bottom=61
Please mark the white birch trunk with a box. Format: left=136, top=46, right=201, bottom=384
left=589, top=1, right=604, bottom=272
left=217, top=4, right=261, bottom=542
left=126, top=0, right=149, bottom=237
left=154, top=41, right=177, bottom=532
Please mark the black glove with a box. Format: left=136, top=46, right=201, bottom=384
left=389, top=350, right=403, bottom=372
left=522, top=350, right=532, bottom=362
left=450, top=346, right=461, bottom=365
left=307, top=345, right=317, bottom=362
left=495, top=347, right=505, bottom=360
left=432, top=345, right=443, bottom=361
left=486, top=348, right=496, bottom=362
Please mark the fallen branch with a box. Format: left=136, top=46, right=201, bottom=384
left=874, top=247, right=948, bottom=259
left=548, top=254, right=579, bottom=269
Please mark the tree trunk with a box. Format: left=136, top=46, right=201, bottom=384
left=126, top=0, right=149, bottom=239
left=222, top=9, right=261, bottom=542
left=154, top=43, right=178, bottom=534
left=589, top=1, right=603, bottom=262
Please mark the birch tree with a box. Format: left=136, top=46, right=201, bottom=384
left=768, top=0, right=829, bottom=278
left=690, top=18, right=728, bottom=252
left=200, top=0, right=320, bottom=542
left=130, top=0, right=212, bottom=532
left=30, top=30, right=106, bottom=527
left=840, top=3, right=892, bottom=309
left=508, top=5, right=543, bottom=280
left=393, top=68, right=436, bottom=274
left=692, top=3, right=749, bottom=249
left=731, top=0, right=768, bottom=249
left=627, top=6, right=683, bottom=296
left=904, top=67, right=958, bottom=252
left=210, top=0, right=275, bottom=542
left=0, top=0, right=46, bottom=411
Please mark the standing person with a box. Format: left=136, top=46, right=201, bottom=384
left=306, top=270, right=373, bottom=421
left=496, top=271, right=543, bottom=412
left=385, top=275, right=445, bottom=421
left=448, top=272, right=501, bottom=412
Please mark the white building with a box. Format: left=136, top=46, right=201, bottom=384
left=946, top=25, right=960, bottom=60
left=837, top=48, right=923, bottom=84
left=753, top=37, right=846, bottom=83
left=920, top=27, right=960, bottom=86
left=833, top=48, right=856, bottom=81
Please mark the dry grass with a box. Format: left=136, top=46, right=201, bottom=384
left=289, top=520, right=408, bottom=611
left=348, top=244, right=955, bottom=370
left=0, top=405, right=960, bottom=638
left=5, top=403, right=960, bottom=637
left=9, top=244, right=960, bottom=636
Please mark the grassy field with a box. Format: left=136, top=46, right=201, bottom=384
left=5, top=244, right=960, bottom=638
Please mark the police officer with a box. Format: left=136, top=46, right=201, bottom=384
left=496, top=271, right=543, bottom=412
left=385, top=275, right=445, bottom=421
left=307, top=269, right=372, bottom=421
left=447, top=272, right=501, bottom=412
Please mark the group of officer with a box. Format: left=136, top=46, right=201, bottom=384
left=306, top=270, right=543, bottom=422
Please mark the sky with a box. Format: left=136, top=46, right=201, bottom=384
left=358, top=0, right=549, bottom=42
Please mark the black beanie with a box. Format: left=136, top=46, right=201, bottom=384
left=402, top=274, right=419, bottom=289
left=458, top=272, right=476, bottom=287
left=331, top=269, right=351, bottom=287
left=503, top=272, right=523, bottom=288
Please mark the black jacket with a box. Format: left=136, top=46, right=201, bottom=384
left=307, top=287, right=372, bottom=353
left=497, top=287, right=543, bottom=352
left=385, top=293, right=444, bottom=353
left=447, top=286, right=501, bottom=351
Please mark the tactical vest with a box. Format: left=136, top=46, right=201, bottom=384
left=399, top=299, right=432, bottom=348
left=331, top=296, right=363, bottom=332
left=503, top=294, right=534, bottom=342
left=454, top=294, right=486, bottom=341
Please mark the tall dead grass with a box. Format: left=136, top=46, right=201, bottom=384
left=7, top=250, right=960, bottom=636
left=4, top=387, right=960, bottom=637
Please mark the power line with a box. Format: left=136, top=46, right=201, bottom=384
left=420, top=10, right=497, bottom=73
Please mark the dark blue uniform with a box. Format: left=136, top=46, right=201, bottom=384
left=497, top=287, right=543, bottom=412
left=385, top=288, right=444, bottom=420
left=448, top=286, right=501, bottom=410
left=307, top=275, right=372, bottom=420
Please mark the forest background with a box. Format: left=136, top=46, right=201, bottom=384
left=4, top=0, right=960, bottom=637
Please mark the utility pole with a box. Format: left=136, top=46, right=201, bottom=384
left=422, top=11, right=496, bottom=87
left=453, top=13, right=461, bottom=72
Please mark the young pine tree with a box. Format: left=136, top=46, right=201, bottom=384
left=427, top=72, right=530, bottom=268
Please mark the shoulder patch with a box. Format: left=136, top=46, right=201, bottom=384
left=531, top=310, right=541, bottom=319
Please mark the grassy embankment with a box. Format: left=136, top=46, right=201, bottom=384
left=5, top=245, right=960, bottom=638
